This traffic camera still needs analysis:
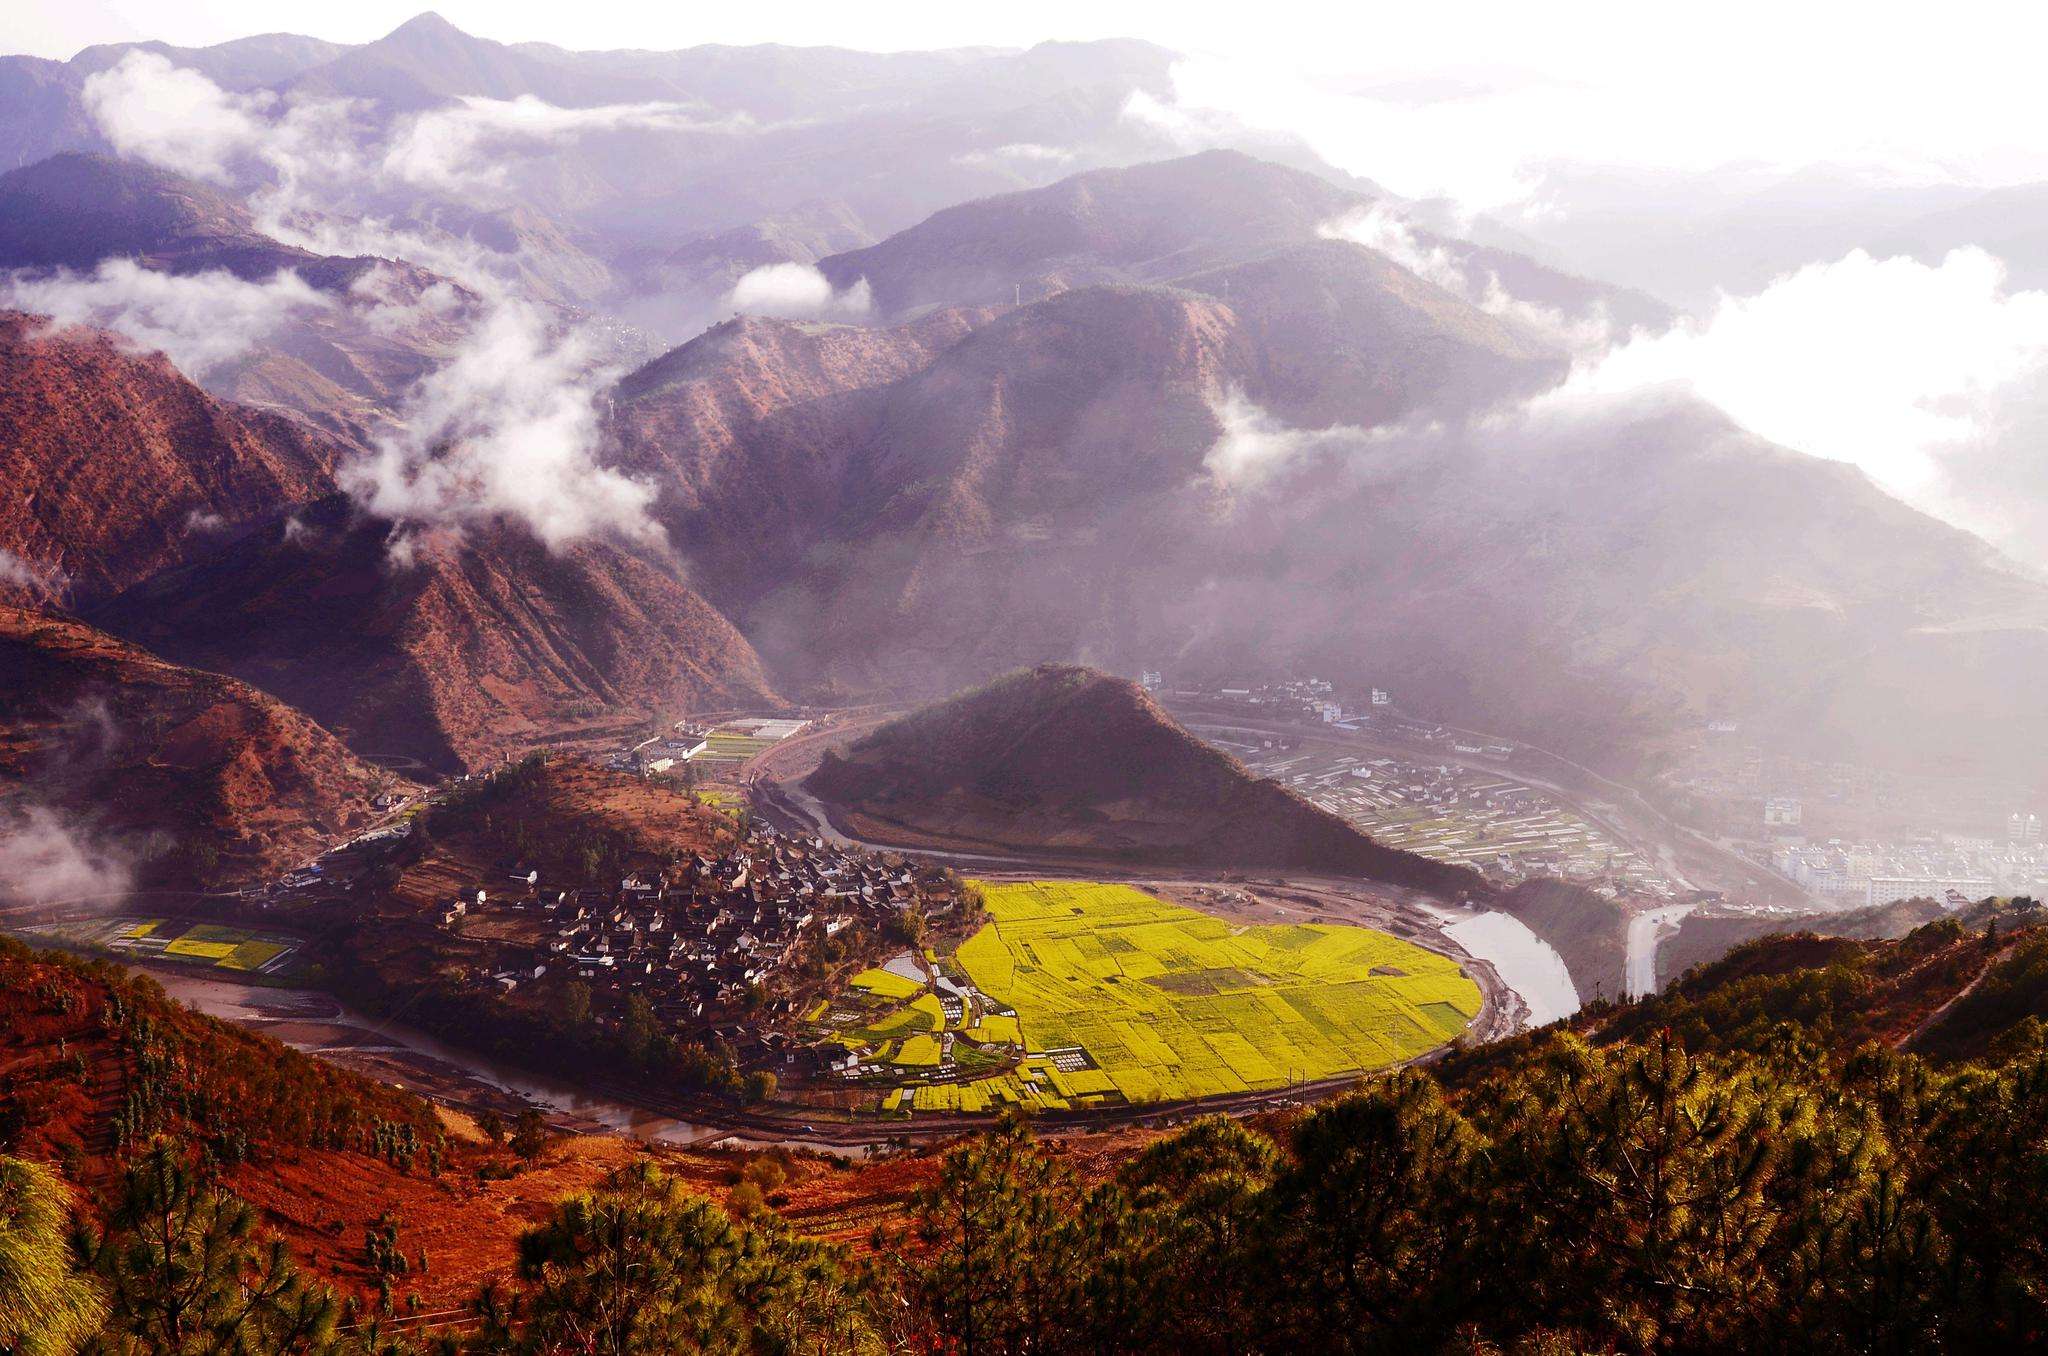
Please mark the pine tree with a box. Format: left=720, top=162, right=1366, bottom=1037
left=0, top=1155, right=106, bottom=1356
left=78, top=1140, right=342, bottom=1355
left=508, top=1159, right=878, bottom=1354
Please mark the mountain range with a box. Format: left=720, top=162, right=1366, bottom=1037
left=2, top=131, right=2040, bottom=792
left=600, top=153, right=2048, bottom=783
left=0, top=12, right=2040, bottom=901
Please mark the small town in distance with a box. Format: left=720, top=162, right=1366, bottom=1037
left=1145, top=668, right=2048, bottom=915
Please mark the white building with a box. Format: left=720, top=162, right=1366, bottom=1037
left=1867, top=876, right=1995, bottom=909
left=1764, top=797, right=1803, bottom=829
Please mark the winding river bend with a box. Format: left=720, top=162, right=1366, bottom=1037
left=1422, top=905, right=1581, bottom=1027
left=143, top=967, right=738, bottom=1148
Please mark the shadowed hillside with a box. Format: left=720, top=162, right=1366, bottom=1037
left=0, top=309, right=340, bottom=603
left=808, top=664, right=1488, bottom=896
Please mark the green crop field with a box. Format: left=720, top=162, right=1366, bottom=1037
left=689, top=727, right=781, bottom=765
left=950, top=881, right=1481, bottom=1105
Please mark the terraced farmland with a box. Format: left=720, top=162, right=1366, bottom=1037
left=690, top=717, right=812, bottom=767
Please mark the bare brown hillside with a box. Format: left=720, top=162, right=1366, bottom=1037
left=95, top=495, right=781, bottom=775
left=0, top=309, right=339, bottom=603
left=0, top=604, right=389, bottom=889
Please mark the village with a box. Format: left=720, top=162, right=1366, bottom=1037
left=432, top=818, right=969, bottom=1050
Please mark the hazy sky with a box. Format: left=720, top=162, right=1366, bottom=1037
left=12, top=1, right=2048, bottom=203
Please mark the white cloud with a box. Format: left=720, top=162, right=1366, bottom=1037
left=81, top=51, right=272, bottom=184
left=383, top=95, right=756, bottom=193
left=0, top=260, right=330, bottom=378
left=1560, top=247, right=2048, bottom=511
left=0, top=549, right=60, bottom=599
left=1319, top=205, right=1472, bottom=293
left=953, top=142, right=1079, bottom=169
left=349, top=264, right=469, bottom=335
left=1211, top=245, right=2048, bottom=567
left=340, top=298, right=662, bottom=551
left=80, top=54, right=731, bottom=258
left=1203, top=387, right=1375, bottom=485
left=1123, top=65, right=1549, bottom=214
left=85, top=52, right=745, bottom=210
left=78, top=58, right=666, bottom=552
left=0, top=805, right=135, bottom=907
left=725, top=263, right=873, bottom=319
left=1319, top=206, right=1615, bottom=353
left=1122, top=41, right=2017, bottom=220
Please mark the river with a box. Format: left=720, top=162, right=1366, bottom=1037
left=144, top=967, right=740, bottom=1148
left=1424, top=906, right=1581, bottom=1027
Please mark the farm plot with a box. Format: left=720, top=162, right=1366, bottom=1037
left=688, top=717, right=811, bottom=767
left=952, top=881, right=1480, bottom=1104
left=21, top=916, right=301, bottom=975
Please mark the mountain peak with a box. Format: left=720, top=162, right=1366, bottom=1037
left=383, top=11, right=469, bottom=43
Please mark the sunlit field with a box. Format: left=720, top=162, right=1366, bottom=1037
left=958, top=881, right=1480, bottom=1100
left=23, top=917, right=298, bottom=975
left=816, top=881, right=1481, bottom=1114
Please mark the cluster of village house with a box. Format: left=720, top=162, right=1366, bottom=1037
left=438, top=823, right=961, bottom=1034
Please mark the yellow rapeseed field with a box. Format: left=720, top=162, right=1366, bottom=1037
left=950, top=880, right=1480, bottom=1104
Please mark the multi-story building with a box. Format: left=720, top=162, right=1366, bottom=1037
left=1867, top=876, right=1996, bottom=909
